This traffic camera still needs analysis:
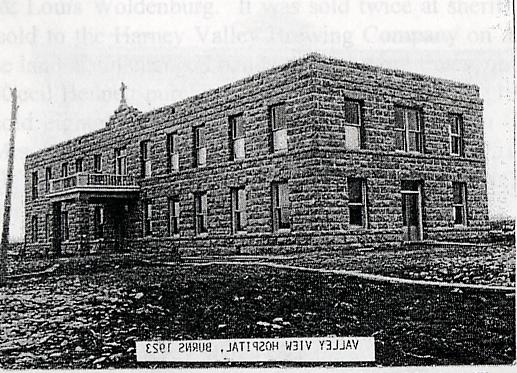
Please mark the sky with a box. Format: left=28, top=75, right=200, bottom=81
left=0, top=0, right=514, bottom=241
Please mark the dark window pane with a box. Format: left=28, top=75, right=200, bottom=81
left=395, top=131, right=405, bottom=150
left=394, top=107, right=405, bottom=129
left=348, top=179, right=362, bottom=203
left=453, top=183, right=463, bottom=204
left=344, top=101, right=359, bottom=124
left=407, top=110, right=419, bottom=131
left=272, top=104, right=286, bottom=130
left=349, top=206, right=363, bottom=226
left=454, top=206, right=463, bottom=225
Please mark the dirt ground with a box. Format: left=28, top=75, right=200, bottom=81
left=0, top=257, right=514, bottom=368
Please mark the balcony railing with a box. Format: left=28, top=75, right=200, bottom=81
left=49, top=172, right=138, bottom=195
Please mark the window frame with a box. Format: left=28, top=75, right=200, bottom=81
left=168, top=197, right=180, bottom=237
left=93, top=206, right=104, bottom=239
left=343, top=99, right=363, bottom=150
left=45, top=167, right=52, bottom=193
left=75, top=157, right=83, bottom=173
left=93, top=154, right=102, bottom=173
left=166, top=132, right=179, bottom=173
left=61, top=162, right=69, bottom=178
left=231, top=186, right=247, bottom=234
left=272, top=181, right=291, bottom=232
left=229, top=113, right=245, bottom=160
left=449, top=114, right=464, bottom=156
left=452, top=182, right=468, bottom=226
left=31, top=215, right=38, bottom=243
left=269, top=103, right=288, bottom=153
left=193, top=125, right=207, bottom=167
left=394, top=106, right=424, bottom=153
left=45, top=213, right=51, bottom=242
left=61, top=211, right=69, bottom=242
left=31, top=170, right=38, bottom=200
left=347, top=177, right=368, bottom=228
left=114, top=147, right=127, bottom=176
left=140, top=140, right=152, bottom=178
left=194, top=192, right=208, bottom=235
left=142, top=200, right=153, bottom=237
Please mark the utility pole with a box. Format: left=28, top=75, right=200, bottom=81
left=0, top=88, right=18, bottom=286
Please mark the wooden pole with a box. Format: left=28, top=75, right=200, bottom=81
left=0, top=88, right=18, bottom=285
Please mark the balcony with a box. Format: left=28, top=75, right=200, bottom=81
left=48, top=172, right=140, bottom=201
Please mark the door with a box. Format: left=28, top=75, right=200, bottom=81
left=401, top=189, right=423, bottom=242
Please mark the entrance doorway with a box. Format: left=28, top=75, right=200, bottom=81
left=401, top=181, right=423, bottom=241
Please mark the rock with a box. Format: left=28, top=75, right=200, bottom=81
left=134, top=293, right=144, bottom=300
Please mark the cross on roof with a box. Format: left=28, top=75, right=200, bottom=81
left=119, top=82, right=127, bottom=108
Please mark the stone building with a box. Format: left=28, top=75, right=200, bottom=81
left=24, top=53, right=489, bottom=256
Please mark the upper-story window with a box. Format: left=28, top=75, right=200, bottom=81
left=45, top=167, right=52, bottom=193
left=395, top=107, right=423, bottom=153
left=193, top=125, right=206, bottom=167
left=453, top=182, right=468, bottom=225
left=269, top=103, right=287, bottom=153
left=229, top=114, right=245, bottom=160
left=61, top=162, right=68, bottom=178
left=231, top=187, right=247, bottom=233
left=75, top=157, right=83, bottom=173
left=272, top=181, right=290, bottom=231
left=166, top=132, right=179, bottom=173
left=31, top=171, right=38, bottom=200
left=115, top=147, right=127, bottom=175
left=449, top=114, right=464, bottom=156
left=140, top=140, right=152, bottom=177
left=347, top=177, right=368, bottom=228
left=93, top=154, right=102, bottom=173
left=194, top=192, right=208, bottom=235
left=344, top=100, right=363, bottom=149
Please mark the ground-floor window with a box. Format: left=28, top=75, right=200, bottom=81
left=347, top=178, right=367, bottom=228
left=168, top=197, right=180, bottom=236
left=61, top=211, right=69, bottom=242
left=45, top=214, right=51, bottom=242
left=143, top=200, right=153, bottom=237
left=453, top=182, right=467, bottom=225
left=194, top=192, right=208, bottom=235
left=231, top=187, right=247, bottom=233
left=31, top=215, right=38, bottom=243
left=93, top=206, right=104, bottom=239
left=272, top=181, right=290, bottom=231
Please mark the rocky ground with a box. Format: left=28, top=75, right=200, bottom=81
left=0, top=257, right=515, bottom=368
left=276, top=243, right=515, bottom=287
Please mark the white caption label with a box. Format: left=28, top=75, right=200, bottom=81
left=136, top=337, right=375, bottom=362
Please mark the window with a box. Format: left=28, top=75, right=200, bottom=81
left=194, top=125, right=206, bottom=167
left=453, top=182, right=467, bottom=225
left=231, top=187, right=247, bottom=233
left=45, top=214, right=51, bottom=242
left=61, top=162, right=68, bottom=178
left=344, top=100, right=362, bottom=149
left=140, top=141, right=152, bottom=177
left=272, top=181, right=290, bottom=231
left=347, top=178, right=367, bottom=227
left=194, top=192, right=208, bottom=235
left=93, top=206, right=104, bottom=239
left=45, top=167, right=52, bottom=193
left=229, top=114, right=245, bottom=160
left=31, top=171, right=38, bottom=200
left=166, top=133, right=179, bottom=172
left=395, top=107, right=423, bottom=152
left=31, top=215, right=38, bottom=243
left=269, top=103, right=287, bottom=152
left=143, top=200, right=153, bottom=237
left=168, top=197, right=180, bottom=236
left=115, top=147, right=127, bottom=175
left=94, top=154, right=102, bottom=173
left=61, top=211, right=69, bottom=242
left=449, top=114, right=464, bottom=156
left=75, top=158, right=83, bottom=173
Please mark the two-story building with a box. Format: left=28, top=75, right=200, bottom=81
left=24, top=53, right=489, bottom=256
